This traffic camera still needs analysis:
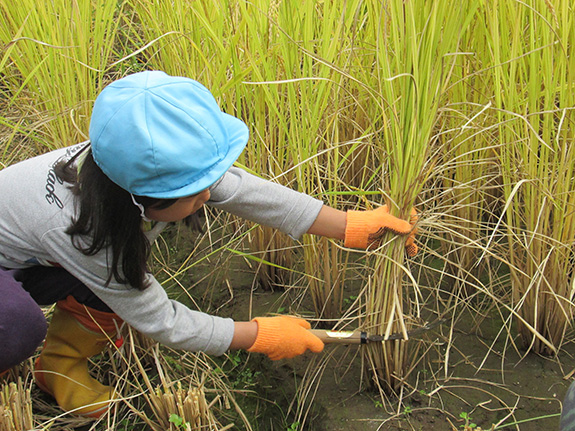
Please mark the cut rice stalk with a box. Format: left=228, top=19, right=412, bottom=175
left=0, top=377, right=34, bottom=431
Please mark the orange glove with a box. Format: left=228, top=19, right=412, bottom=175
left=247, top=316, right=324, bottom=360
left=405, top=208, right=418, bottom=257
left=344, top=205, right=418, bottom=256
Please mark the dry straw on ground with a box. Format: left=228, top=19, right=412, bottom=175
left=0, top=377, right=34, bottom=431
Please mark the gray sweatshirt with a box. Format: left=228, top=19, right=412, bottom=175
left=0, top=144, right=323, bottom=355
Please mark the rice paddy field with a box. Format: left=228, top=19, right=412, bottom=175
left=1, top=0, right=575, bottom=430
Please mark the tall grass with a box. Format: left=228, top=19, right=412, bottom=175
left=435, top=23, right=501, bottom=303
left=231, top=0, right=303, bottom=290
left=266, top=0, right=366, bottom=318
left=223, top=0, right=366, bottom=313
left=480, top=0, right=575, bottom=354
left=0, top=0, right=124, bottom=150
left=354, top=0, right=479, bottom=392
left=122, top=0, right=246, bottom=93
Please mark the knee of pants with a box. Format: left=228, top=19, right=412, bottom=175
left=0, top=302, right=47, bottom=371
left=561, top=380, right=575, bottom=430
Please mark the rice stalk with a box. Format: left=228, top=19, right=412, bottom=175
left=120, top=328, right=246, bottom=431
left=122, top=0, right=245, bottom=90
left=234, top=0, right=312, bottom=290
left=435, top=20, right=503, bottom=299
left=282, top=0, right=367, bottom=319
left=0, top=0, right=125, bottom=150
left=357, top=0, right=479, bottom=392
left=481, top=0, right=575, bottom=354
left=232, top=0, right=337, bottom=292
left=0, top=377, right=34, bottom=431
left=147, top=381, right=223, bottom=431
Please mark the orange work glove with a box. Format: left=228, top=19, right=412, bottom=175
left=404, top=207, right=418, bottom=257
left=247, top=316, right=324, bottom=360
left=344, top=205, right=418, bottom=256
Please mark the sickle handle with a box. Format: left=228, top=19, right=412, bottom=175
left=308, top=329, right=367, bottom=344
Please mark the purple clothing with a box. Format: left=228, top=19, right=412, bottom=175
left=0, top=266, right=47, bottom=370
left=0, top=265, right=109, bottom=371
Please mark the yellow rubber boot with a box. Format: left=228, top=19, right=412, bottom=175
left=34, top=296, right=122, bottom=418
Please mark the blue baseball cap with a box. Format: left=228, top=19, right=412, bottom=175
left=89, top=71, right=249, bottom=198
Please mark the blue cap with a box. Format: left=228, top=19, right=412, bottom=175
left=89, top=71, right=249, bottom=198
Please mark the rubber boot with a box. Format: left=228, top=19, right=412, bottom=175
left=34, top=296, right=122, bottom=418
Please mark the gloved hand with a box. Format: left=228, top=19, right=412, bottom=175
left=344, top=205, right=418, bottom=255
left=247, top=316, right=324, bottom=360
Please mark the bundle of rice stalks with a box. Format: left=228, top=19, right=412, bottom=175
left=355, top=0, right=479, bottom=393
left=122, top=334, right=245, bottom=431
left=0, top=377, right=34, bottom=431
left=146, top=381, right=232, bottom=431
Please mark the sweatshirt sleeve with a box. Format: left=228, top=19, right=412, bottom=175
left=208, top=167, right=324, bottom=240
left=40, top=227, right=235, bottom=356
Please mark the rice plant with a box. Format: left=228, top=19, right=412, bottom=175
left=355, top=0, right=479, bottom=392
left=219, top=0, right=363, bottom=300
left=480, top=0, right=575, bottom=355
left=0, top=0, right=124, bottom=150
left=122, top=0, right=246, bottom=91
left=265, top=0, right=366, bottom=317
left=434, top=26, right=502, bottom=302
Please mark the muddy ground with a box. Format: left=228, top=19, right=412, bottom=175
left=211, top=280, right=573, bottom=431
left=181, top=229, right=573, bottom=431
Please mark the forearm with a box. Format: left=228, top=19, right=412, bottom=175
left=306, top=205, right=346, bottom=240
left=208, top=167, right=324, bottom=240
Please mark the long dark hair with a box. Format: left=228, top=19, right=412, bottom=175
left=55, top=144, right=203, bottom=290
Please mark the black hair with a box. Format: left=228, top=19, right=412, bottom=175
left=55, top=144, right=203, bottom=290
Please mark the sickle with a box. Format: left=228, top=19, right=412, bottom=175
left=309, top=318, right=446, bottom=344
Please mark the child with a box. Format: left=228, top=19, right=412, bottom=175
left=0, top=71, right=417, bottom=417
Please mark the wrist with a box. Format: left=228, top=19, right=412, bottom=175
left=344, top=209, right=368, bottom=248
left=230, top=321, right=258, bottom=350
left=306, top=205, right=346, bottom=240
